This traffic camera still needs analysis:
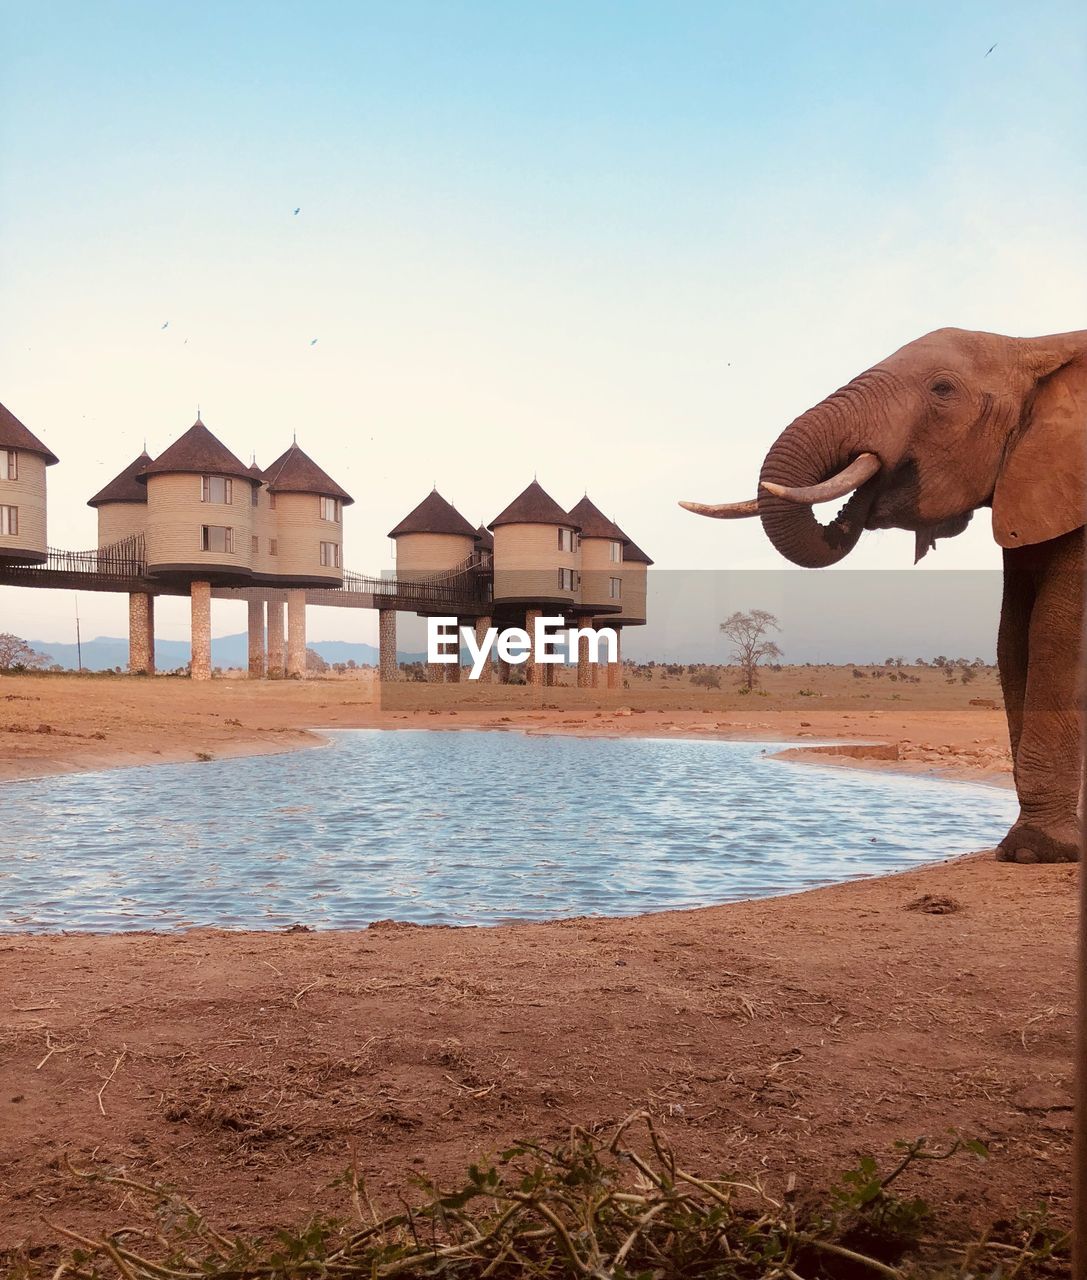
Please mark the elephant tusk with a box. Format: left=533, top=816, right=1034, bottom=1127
left=679, top=498, right=760, bottom=519
left=759, top=452, right=881, bottom=505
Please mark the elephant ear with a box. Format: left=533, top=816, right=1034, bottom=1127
left=992, top=341, right=1087, bottom=549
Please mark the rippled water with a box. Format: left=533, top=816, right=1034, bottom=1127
left=0, top=730, right=1017, bottom=932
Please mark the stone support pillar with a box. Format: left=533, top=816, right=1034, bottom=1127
left=378, top=609, right=398, bottom=683
left=247, top=598, right=265, bottom=679
left=447, top=616, right=461, bottom=683
left=606, top=626, right=623, bottom=690
left=128, top=592, right=155, bottom=676
left=525, top=608, right=543, bottom=687
left=427, top=661, right=446, bottom=683
left=577, top=629, right=592, bottom=688
left=267, top=599, right=286, bottom=677
left=190, top=581, right=212, bottom=681
left=474, top=615, right=493, bottom=683
left=497, top=656, right=511, bottom=685
left=286, top=589, right=307, bottom=679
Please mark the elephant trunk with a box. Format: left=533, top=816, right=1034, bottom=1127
left=756, top=402, right=879, bottom=569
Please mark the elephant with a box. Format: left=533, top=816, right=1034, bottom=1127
left=682, top=327, right=1086, bottom=864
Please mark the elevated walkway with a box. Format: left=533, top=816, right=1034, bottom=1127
left=0, top=537, right=491, bottom=615
left=0, top=537, right=495, bottom=681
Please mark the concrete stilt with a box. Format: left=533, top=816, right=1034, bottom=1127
left=378, top=609, right=398, bottom=682
left=447, top=617, right=461, bottom=683
left=190, top=581, right=212, bottom=681
left=247, top=598, right=265, bottom=679
left=267, top=599, right=286, bottom=677
left=286, top=589, right=307, bottom=678
left=606, top=627, right=622, bottom=689
left=474, top=616, right=493, bottom=683
left=525, top=608, right=543, bottom=686
left=128, top=592, right=155, bottom=675
left=577, top=630, right=592, bottom=688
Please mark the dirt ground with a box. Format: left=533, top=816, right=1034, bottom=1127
left=0, top=663, right=1013, bottom=786
left=1, top=667, right=1076, bottom=1264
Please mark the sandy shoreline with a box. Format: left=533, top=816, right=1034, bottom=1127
left=2, top=670, right=1072, bottom=1260
left=0, top=669, right=1015, bottom=789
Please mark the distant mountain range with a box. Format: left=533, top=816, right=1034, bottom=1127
left=27, top=634, right=430, bottom=671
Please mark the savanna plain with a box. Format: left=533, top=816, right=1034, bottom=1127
left=0, top=665, right=1075, bottom=1272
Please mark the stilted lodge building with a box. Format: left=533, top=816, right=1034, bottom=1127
left=388, top=489, right=479, bottom=581
left=3, top=401, right=652, bottom=687
left=382, top=478, right=650, bottom=687
left=0, top=401, right=59, bottom=566
left=88, top=451, right=152, bottom=548
left=489, top=480, right=582, bottom=612
left=260, top=442, right=353, bottom=586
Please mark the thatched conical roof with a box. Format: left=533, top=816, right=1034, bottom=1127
left=88, top=451, right=151, bottom=507
left=619, top=536, right=653, bottom=565
left=263, top=442, right=353, bottom=503
left=388, top=490, right=476, bottom=539
left=489, top=480, right=574, bottom=530
left=139, top=418, right=252, bottom=482
left=0, top=401, right=59, bottom=465
left=567, top=495, right=625, bottom=540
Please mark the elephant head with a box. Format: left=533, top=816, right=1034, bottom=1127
left=682, top=327, right=1087, bottom=565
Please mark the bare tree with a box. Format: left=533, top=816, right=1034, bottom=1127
left=0, top=633, right=49, bottom=672
left=719, top=610, right=783, bottom=690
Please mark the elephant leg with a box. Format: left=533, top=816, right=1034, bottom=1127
left=996, top=530, right=1083, bottom=864
left=996, top=547, right=1032, bottom=770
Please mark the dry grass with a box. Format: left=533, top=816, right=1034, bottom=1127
left=6, top=1115, right=1070, bottom=1279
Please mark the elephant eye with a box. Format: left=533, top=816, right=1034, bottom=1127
left=931, top=380, right=955, bottom=397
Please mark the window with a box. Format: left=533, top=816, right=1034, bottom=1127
left=609, top=540, right=622, bottom=563
left=1, top=451, right=16, bottom=481
left=609, top=576, right=622, bottom=600
left=0, top=506, right=17, bottom=536
left=320, top=496, right=341, bottom=522
left=251, top=485, right=259, bottom=507
left=251, top=536, right=259, bottom=555
left=558, top=567, right=579, bottom=592
left=201, top=475, right=233, bottom=504
left=269, top=492, right=277, bottom=509
left=200, top=525, right=234, bottom=553
left=270, top=538, right=278, bottom=556
left=557, top=527, right=577, bottom=553
left=320, top=541, right=341, bottom=568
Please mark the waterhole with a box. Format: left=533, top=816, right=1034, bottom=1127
left=0, top=730, right=1016, bottom=932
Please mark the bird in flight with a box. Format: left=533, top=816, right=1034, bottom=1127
left=293, top=207, right=301, bottom=215
left=161, top=321, right=169, bottom=329
left=310, top=338, right=318, bottom=346
left=985, top=42, right=997, bottom=56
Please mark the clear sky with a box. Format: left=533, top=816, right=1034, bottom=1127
left=1, top=1, right=1084, bottom=647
